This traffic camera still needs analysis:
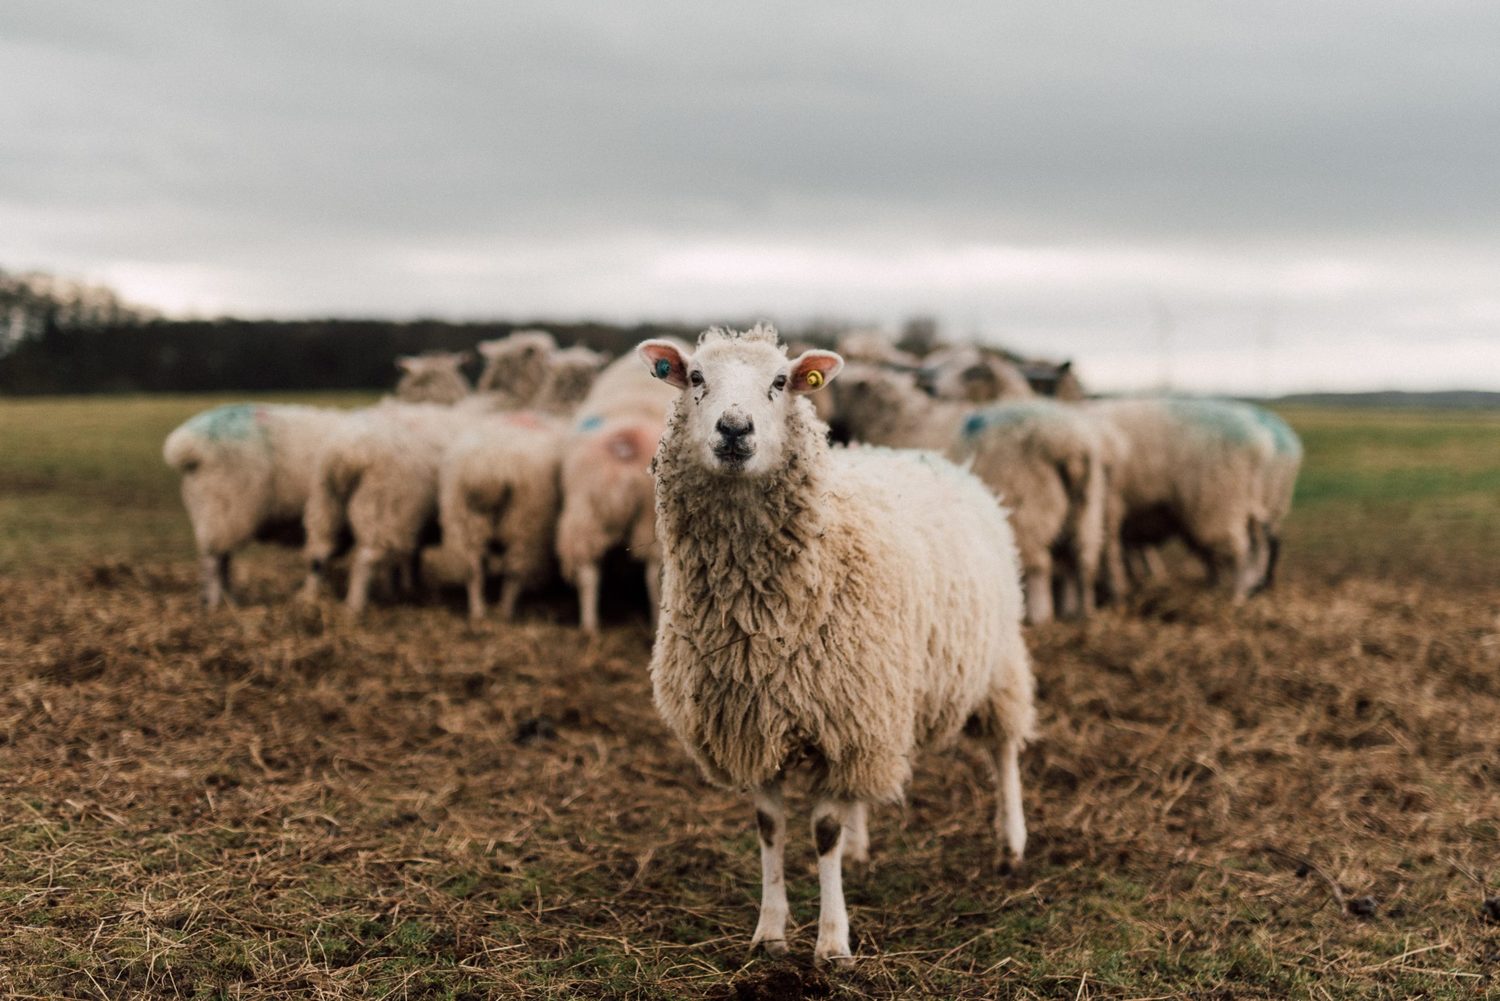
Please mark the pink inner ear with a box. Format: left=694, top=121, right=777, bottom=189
left=641, top=342, right=687, bottom=386
left=792, top=353, right=840, bottom=391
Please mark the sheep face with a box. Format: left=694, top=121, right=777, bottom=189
left=638, top=328, right=841, bottom=478
left=828, top=364, right=921, bottom=441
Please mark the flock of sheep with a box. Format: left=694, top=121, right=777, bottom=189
left=162, top=323, right=1303, bottom=966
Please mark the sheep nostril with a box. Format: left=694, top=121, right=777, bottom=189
left=715, top=416, right=753, bottom=439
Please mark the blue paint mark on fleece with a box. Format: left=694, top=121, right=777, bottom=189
left=1248, top=406, right=1302, bottom=457
left=960, top=400, right=1052, bottom=439
left=183, top=404, right=264, bottom=442
left=576, top=415, right=605, bottom=432
left=1162, top=398, right=1262, bottom=446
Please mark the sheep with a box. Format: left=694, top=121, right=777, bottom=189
left=639, top=325, right=1035, bottom=966
left=554, top=350, right=679, bottom=633
left=1086, top=397, right=1298, bottom=602
left=438, top=412, right=566, bottom=622
left=433, top=348, right=608, bottom=622
left=163, top=403, right=350, bottom=607
left=393, top=351, right=472, bottom=404
left=834, top=329, right=921, bottom=369
left=300, top=401, right=473, bottom=615
left=916, top=344, right=1035, bottom=403
left=830, top=364, right=1106, bottom=625
left=474, top=329, right=557, bottom=404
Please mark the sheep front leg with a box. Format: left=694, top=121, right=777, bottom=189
left=811, top=798, right=854, bottom=967
left=986, top=734, right=1028, bottom=874
left=466, top=553, right=487, bottom=621
left=497, top=576, right=523, bottom=622
left=1022, top=553, right=1054, bottom=625
left=201, top=553, right=231, bottom=608
left=844, top=801, right=869, bottom=865
left=576, top=562, right=601, bottom=634
left=748, top=784, right=789, bottom=957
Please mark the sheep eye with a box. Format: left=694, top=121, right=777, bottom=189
left=689, top=370, right=704, bottom=387
left=772, top=374, right=788, bottom=392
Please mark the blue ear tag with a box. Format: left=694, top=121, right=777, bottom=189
left=654, top=358, right=671, bottom=379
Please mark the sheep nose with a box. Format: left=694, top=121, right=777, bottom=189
left=715, top=415, right=753, bottom=439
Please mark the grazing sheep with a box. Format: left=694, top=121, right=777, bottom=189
left=393, top=351, right=472, bottom=404
left=163, top=403, right=350, bottom=607
left=439, top=412, right=565, bottom=621
left=832, top=364, right=1105, bottom=624
left=554, top=351, right=679, bottom=633
left=1087, top=397, right=1295, bottom=602
left=916, top=344, right=1035, bottom=403
left=639, top=325, right=1035, bottom=966
left=475, top=329, right=557, bottom=404
left=301, top=401, right=472, bottom=615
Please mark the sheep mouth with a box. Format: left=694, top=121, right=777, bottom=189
left=711, top=440, right=755, bottom=469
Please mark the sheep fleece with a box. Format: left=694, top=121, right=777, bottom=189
left=650, top=412, right=1034, bottom=804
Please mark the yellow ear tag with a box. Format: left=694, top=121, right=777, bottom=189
left=805, top=370, right=824, bottom=389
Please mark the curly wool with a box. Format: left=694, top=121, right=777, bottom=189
left=650, top=377, right=1035, bottom=802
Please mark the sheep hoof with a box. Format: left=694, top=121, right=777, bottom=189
left=996, top=848, right=1021, bottom=878
left=814, top=950, right=855, bottom=970
left=751, top=937, right=788, bottom=958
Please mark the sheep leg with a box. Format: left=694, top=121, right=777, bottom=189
left=466, top=554, right=487, bottom=621
left=201, top=553, right=231, bottom=608
left=497, top=576, right=523, bottom=622
left=986, top=735, right=1028, bottom=874
left=346, top=546, right=382, bottom=616
left=811, top=798, right=854, bottom=967
left=748, top=783, right=789, bottom=957
left=844, top=801, right=870, bottom=866
left=576, top=562, right=602, bottom=634
left=1022, top=554, right=1054, bottom=626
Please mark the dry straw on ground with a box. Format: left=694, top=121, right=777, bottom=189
left=0, top=547, right=1497, bottom=999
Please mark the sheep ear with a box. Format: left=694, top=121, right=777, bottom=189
left=396, top=356, right=418, bottom=373
left=1057, top=360, right=1073, bottom=375
left=637, top=339, right=690, bottom=389
left=790, top=350, right=843, bottom=393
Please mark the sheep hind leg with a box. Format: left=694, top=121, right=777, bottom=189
left=466, top=554, right=487, bottom=622
left=345, top=546, right=383, bottom=617
left=986, top=734, right=1028, bottom=875
left=843, top=801, right=870, bottom=866
left=748, top=783, right=789, bottom=957
left=1022, top=553, right=1054, bottom=625
left=811, top=797, right=855, bottom=967
left=497, top=576, right=523, bottom=622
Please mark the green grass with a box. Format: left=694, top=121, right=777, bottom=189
left=0, top=392, right=375, bottom=572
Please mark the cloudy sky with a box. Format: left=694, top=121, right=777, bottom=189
left=4, top=2, right=1499, bottom=393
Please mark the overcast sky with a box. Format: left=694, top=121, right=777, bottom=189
left=4, top=2, right=1499, bottom=393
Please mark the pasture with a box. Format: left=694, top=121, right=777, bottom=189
left=0, top=394, right=1497, bottom=999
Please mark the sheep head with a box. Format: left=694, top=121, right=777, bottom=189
left=638, top=323, right=841, bottom=479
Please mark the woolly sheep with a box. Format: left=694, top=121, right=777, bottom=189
left=916, top=344, right=1035, bottom=403
left=638, top=325, right=1035, bottom=965
left=1086, top=398, right=1298, bottom=602
left=438, top=412, right=566, bottom=621
left=163, top=403, right=350, bottom=607
left=393, top=351, right=472, bottom=404
left=831, top=364, right=1106, bottom=625
left=474, top=329, right=557, bottom=405
left=554, top=350, right=679, bottom=633
left=834, top=329, right=921, bottom=369
left=301, top=401, right=474, bottom=615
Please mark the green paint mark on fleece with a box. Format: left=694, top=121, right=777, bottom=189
left=183, top=404, right=266, bottom=443
left=1249, top=406, right=1303, bottom=457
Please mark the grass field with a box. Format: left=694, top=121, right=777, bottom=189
left=0, top=394, right=1497, bottom=999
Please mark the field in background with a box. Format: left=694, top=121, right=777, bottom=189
left=0, top=395, right=1497, bottom=999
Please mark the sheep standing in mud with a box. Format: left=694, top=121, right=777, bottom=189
left=641, top=325, right=1035, bottom=966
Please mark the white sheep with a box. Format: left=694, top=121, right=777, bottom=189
left=830, top=364, right=1106, bottom=625
left=163, top=403, right=350, bottom=607
left=434, top=347, right=608, bottom=621
left=438, top=412, right=566, bottom=622
left=916, top=344, right=1035, bottom=402
left=474, top=329, right=557, bottom=405
left=639, top=325, right=1035, bottom=966
left=554, top=350, right=679, bottom=633
left=300, top=401, right=473, bottom=615
left=1087, top=397, right=1298, bottom=602
left=393, top=351, right=472, bottom=404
